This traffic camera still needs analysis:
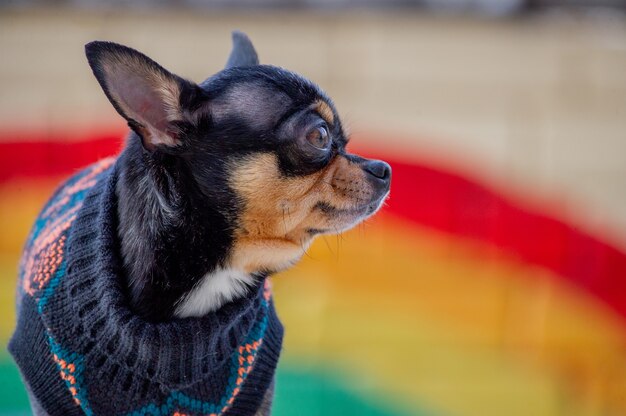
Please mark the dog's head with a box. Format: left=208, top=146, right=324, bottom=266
left=86, top=32, right=391, bottom=275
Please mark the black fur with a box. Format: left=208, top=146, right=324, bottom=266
left=115, top=137, right=237, bottom=321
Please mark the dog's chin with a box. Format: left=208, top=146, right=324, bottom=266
left=310, top=191, right=389, bottom=236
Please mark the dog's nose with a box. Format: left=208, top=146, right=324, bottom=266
left=363, top=160, right=391, bottom=182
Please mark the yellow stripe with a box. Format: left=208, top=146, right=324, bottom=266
left=0, top=179, right=62, bottom=349
left=0, top=178, right=63, bottom=255
left=273, top=214, right=626, bottom=416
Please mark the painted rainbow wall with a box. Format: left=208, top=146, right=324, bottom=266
left=1, top=131, right=625, bottom=416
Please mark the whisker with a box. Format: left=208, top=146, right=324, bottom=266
left=281, top=206, right=289, bottom=234
left=334, top=225, right=345, bottom=259
left=300, top=239, right=314, bottom=260
left=321, top=235, right=335, bottom=258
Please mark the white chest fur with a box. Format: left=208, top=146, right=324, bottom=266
left=174, top=268, right=256, bottom=318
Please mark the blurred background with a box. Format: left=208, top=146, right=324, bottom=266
left=1, top=1, right=626, bottom=415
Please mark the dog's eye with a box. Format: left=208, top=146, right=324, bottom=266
left=306, top=125, right=330, bottom=150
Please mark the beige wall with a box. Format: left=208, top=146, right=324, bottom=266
left=1, top=9, right=625, bottom=245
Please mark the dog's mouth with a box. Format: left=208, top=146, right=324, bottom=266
left=309, top=191, right=389, bottom=235
left=316, top=194, right=386, bottom=216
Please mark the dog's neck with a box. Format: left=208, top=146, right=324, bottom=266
left=115, top=138, right=252, bottom=322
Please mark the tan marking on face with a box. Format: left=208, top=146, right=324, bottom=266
left=228, top=153, right=377, bottom=273
left=315, top=100, right=335, bottom=125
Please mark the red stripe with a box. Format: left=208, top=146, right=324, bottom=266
left=0, top=132, right=124, bottom=182
left=1, top=132, right=625, bottom=319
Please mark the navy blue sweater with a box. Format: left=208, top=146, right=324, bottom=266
left=9, top=158, right=283, bottom=415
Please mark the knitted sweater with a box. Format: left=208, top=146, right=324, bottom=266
left=9, top=158, right=284, bottom=416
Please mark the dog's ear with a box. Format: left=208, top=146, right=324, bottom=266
left=225, top=31, right=259, bottom=69
left=85, top=41, right=203, bottom=150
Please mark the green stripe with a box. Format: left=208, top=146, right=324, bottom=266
left=0, top=358, right=29, bottom=414
left=273, top=363, right=436, bottom=416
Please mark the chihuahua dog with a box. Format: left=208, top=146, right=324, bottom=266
left=10, top=32, right=390, bottom=416
left=99, top=33, right=391, bottom=322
